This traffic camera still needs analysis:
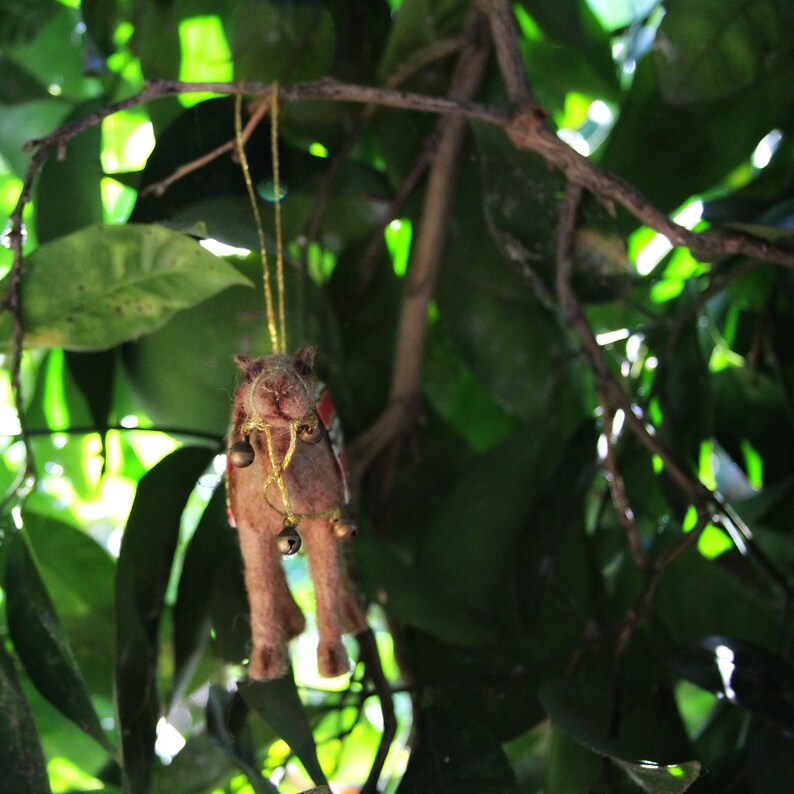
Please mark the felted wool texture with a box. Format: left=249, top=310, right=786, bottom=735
left=226, top=348, right=366, bottom=680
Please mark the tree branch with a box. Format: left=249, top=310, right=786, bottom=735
left=348, top=9, right=492, bottom=477
left=510, top=112, right=794, bottom=268
left=480, top=0, right=537, bottom=108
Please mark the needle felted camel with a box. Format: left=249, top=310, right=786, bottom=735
left=225, top=346, right=367, bottom=680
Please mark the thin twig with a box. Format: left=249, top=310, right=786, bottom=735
left=357, top=628, right=397, bottom=794
left=350, top=130, right=438, bottom=300
left=304, top=38, right=461, bottom=300
left=139, top=96, right=270, bottom=197
left=597, top=392, right=648, bottom=569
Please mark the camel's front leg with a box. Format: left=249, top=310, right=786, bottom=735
left=237, top=519, right=301, bottom=679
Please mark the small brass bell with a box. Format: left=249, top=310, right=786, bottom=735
left=228, top=438, right=255, bottom=468
left=331, top=517, right=358, bottom=539
left=276, top=522, right=302, bottom=556
left=298, top=418, right=322, bottom=444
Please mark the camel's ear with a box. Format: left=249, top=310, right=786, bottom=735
left=294, top=346, right=316, bottom=377
left=234, top=355, right=265, bottom=381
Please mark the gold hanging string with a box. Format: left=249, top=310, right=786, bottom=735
left=270, top=82, right=287, bottom=354
left=234, top=91, right=280, bottom=353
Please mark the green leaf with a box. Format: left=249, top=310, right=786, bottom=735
left=0, top=224, right=253, bottom=352
left=396, top=707, right=520, bottom=793
left=473, top=121, right=629, bottom=302
left=65, top=349, right=115, bottom=432
left=4, top=529, right=111, bottom=752
left=655, top=0, right=794, bottom=105
left=652, top=316, right=712, bottom=466
left=612, top=758, right=701, bottom=793
left=417, top=427, right=561, bottom=619
left=35, top=100, right=103, bottom=244
left=656, top=545, right=779, bottom=647
left=239, top=676, right=327, bottom=786
left=540, top=646, right=701, bottom=792
left=208, top=543, right=252, bottom=665
left=2, top=3, right=99, bottom=100
left=122, top=256, right=339, bottom=436
left=601, top=55, right=794, bottom=212
left=406, top=630, right=545, bottom=742
left=379, top=0, right=468, bottom=78
left=172, top=487, right=234, bottom=705
left=518, top=0, right=619, bottom=99
left=356, top=531, right=496, bottom=646
left=151, top=734, right=237, bottom=794
left=669, top=636, right=794, bottom=733
left=226, top=0, right=334, bottom=82
left=546, top=725, right=602, bottom=794
left=0, top=640, right=51, bottom=793
left=0, top=98, right=69, bottom=177
left=0, top=55, right=50, bottom=102
left=115, top=446, right=215, bottom=794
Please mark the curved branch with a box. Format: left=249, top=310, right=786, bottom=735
left=510, top=112, right=794, bottom=268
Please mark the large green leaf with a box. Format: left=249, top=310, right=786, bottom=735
left=379, top=0, right=468, bottom=78
left=122, top=256, right=339, bottom=436
left=4, top=529, right=111, bottom=752
left=172, top=487, right=234, bottom=704
left=356, top=530, right=495, bottom=646
left=151, top=734, right=238, bottom=794
left=226, top=0, right=334, bottom=82
left=473, top=122, right=629, bottom=302
left=540, top=643, right=700, bottom=792
left=0, top=640, right=51, bottom=794
left=0, top=55, right=50, bottom=102
left=0, top=224, right=253, bottom=352
left=417, top=422, right=562, bottom=621
left=35, top=99, right=103, bottom=244
left=397, top=707, right=520, bottom=793
left=239, top=676, right=327, bottom=786
left=655, top=0, right=794, bottom=105
left=115, top=446, right=215, bottom=794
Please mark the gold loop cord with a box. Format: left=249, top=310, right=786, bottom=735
left=270, top=82, right=287, bottom=354
left=234, top=91, right=280, bottom=353
left=263, top=423, right=297, bottom=523
left=247, top=416, right=343, bottom=524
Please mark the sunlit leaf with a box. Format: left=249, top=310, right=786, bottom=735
left=0, top=224, right=253, bottom=352
left=4, top=529, right=111, bottom=752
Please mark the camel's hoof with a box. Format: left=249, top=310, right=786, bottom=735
left=317, top=640, right=350, bottom=678
left=248, top=645, right=287, bottom=681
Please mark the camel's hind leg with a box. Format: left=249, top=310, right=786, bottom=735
left=301, top=518, right=350, bottom=677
